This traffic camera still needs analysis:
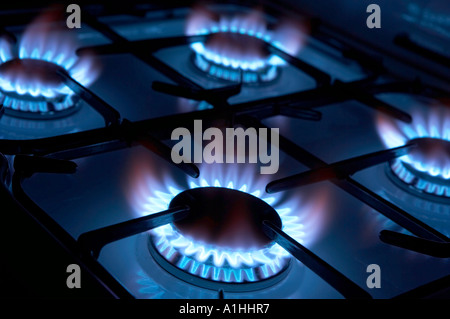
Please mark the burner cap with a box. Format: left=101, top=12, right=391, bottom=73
left=171, top=187, right=281, bottom=250
left=204, top=32, right=271, bottom=65
left=0, top=58, right=67, bottom=99
left=409, top=137, right=450, bottom=170
left=148, top=187, right=290, bottom=290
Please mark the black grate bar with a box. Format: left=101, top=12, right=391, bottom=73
left=136, top=131, right=200, bottom=178
left=83, top=11, right=130, bottom=45
left=341, top=48, right=384, bottom=74
left=394, top=33, right=450, bottom=69
left=237, top=115, right=327, bottom=168
left=138, top=53, right=206, bottom=91
left=0, top=109, right=219, bottom=156
left=362, top=80, right=423, bottom=95
left=0, top=118, right=200, bottom=178
left=44, top=139, right=131, bottom=161
left=117, top=119, right=201, bottom=178
left=353, top=94, right=412, bottom=123
left=267, top=43, right=331, bottom=86
left=334, top=81, right=412, bottom=123
left=262, top=220, right=372, bottom=299
left=266, top=143, right=415, bottom=193
left=82, top=13, right=204, bottom=91
left=152, top=81, right=241, bottom=108
left=76, top=34, right=208, bottom=56
left=78, top=205, right=190, bottom=260
left=0, top=124, right=124, bottom=155
left=366, top=80, right=450, bottom=99
left=230, top=79, right=414, bottom=124
left=56, top=70, right=121, bottom=127
left=379, top=230, right=450, bottom=258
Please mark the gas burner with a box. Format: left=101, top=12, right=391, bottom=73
left=148, top=187, right=290, bottom=291
left=191, top=33, right=280, bottom=84
left=377, top=105, right=450, bottom=199
left=389, top=138, right=450, bottom=199
left=186, top=6, right=307, bottom=84
left=129, top=161, right=317, bottom=292
left=0, top=10, right=98, bottom=119
left=0, top=58, right=80, bottom=118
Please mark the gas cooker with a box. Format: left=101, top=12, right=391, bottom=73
left=0, top=1, right=449, bottom=301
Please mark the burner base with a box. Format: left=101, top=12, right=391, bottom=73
left=147, top=235, right=291, bottom=292
left=386, top=161, right=450, bottom=203
left=2, top=95, right=81, bottom=120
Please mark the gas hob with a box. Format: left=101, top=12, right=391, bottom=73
left=1, top=1, right=449, bottom=300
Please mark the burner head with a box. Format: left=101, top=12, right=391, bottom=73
left=389, top=138, right=450, bottom=198
left=148, top=187, right=290, bottom=290
left=409, top=137, right=450, bottom=171
left=0, top=58, right=80, bottom=119
left=186, top=6, right=308, bottom=85
left=0, top=58, right=66, bottom=94
left=192, top=32, right=279, bottom=84
left=172, top=187, right=281, bottom=249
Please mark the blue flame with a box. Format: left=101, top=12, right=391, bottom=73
left=186, top=7, right=306, bottom=83
left=390, top=159, right=450, bottom=197
left=377, top=106, right=450, bottom=180
left=190, top=39, right=283, bottom=72
left=0, top=12, right=98, bottom=113
left=193, top=52, right=278, bottom=83
left=130, top=164, right=320, bottom=284
left=0, top=91, right=76, bottom=114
